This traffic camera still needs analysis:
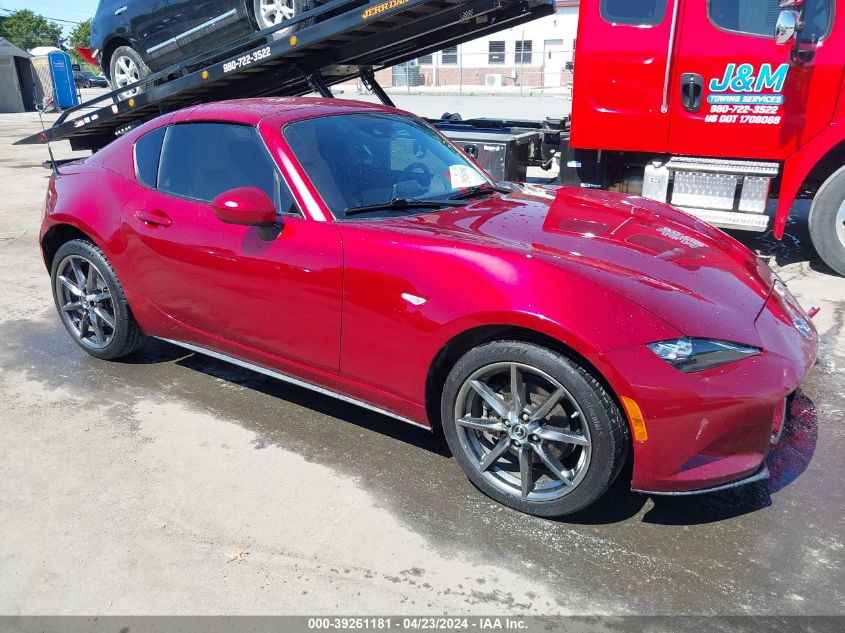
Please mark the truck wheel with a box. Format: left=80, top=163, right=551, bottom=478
left=109, top=45, right=150, bottom=99
left=809, top=165, right=845, bottom=277
left=253, top=0, right=312, bottom=39
left=441, top=341, right=629, bottom=517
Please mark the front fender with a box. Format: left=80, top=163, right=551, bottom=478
left=775, top=118, right=844, bottom=238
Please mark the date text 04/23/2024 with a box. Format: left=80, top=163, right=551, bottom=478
left=307, top=617, right=528, bottom=630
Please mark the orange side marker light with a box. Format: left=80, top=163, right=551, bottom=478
left=621, top=396, right=648, bottom=442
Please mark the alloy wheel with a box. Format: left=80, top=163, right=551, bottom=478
left=54, top=255, right=116, bottom=350
left=113, top=54, right=140, bottom=94
left=258, top=0, right=297, bottom=27
left=453, top=362, right=592, bottom=502
left=837, top=199, right=845, bottom=250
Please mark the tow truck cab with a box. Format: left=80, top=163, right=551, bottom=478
left=563, top=0, right=845, bottom=273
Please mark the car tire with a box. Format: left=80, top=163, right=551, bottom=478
left=51, top=239, right=147, bottom=360
left=441, top=341, right=629, bottom=517
left=253, top=0, right=313, bottom=39
left=808, top=164, right=845, bottom=277
left=108, top=45, right=150, bottom=98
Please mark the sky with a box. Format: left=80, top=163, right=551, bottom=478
left=0, top=0, right=100, bottom=36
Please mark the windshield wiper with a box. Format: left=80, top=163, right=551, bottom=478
left=345, top=198, right=465, bottom=216
left=449, top=183, right=513, bottom=200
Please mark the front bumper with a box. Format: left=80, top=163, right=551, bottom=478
left=591, top=289, right=817, bottom=495
left=632, top=464, right=770, bottom=496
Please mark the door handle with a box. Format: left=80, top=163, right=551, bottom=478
left=135, top=209, right=172, bottom=227
left=680, top=73, right=704, bottom=113
left=114, top=6, right=128, bottom=15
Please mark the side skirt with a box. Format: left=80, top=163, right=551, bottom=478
left=157, top=337, right=432, bottom=432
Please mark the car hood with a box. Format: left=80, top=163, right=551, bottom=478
left=382, top=185, right=775, bottom=344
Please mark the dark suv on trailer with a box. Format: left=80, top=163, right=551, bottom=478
left=90, top=0, right=311, bottom=93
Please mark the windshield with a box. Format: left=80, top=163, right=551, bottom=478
left=283, top=113, right=491, bottom=219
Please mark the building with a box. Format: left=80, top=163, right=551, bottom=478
left=375, top=1, right=579, bottom=90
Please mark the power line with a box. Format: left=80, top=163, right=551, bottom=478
left=0, top=7, right=83, bottom=25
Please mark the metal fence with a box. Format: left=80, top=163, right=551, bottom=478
left=347, top=47, right=575, bottom=95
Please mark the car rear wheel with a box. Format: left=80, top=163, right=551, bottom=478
left=253, top=0, right=312, bottom=39
left=441, top=341, right=629, bottom=517
left=809, top=165, right=845, bottom=277
left=51, top=239, right=147, bottom=360
left=109, top=45, right=150, bottom=98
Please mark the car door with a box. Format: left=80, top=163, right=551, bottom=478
left=121, top=121, right=343, bottom=373
left=570, top=0, right=676, bottom=153
left=667, top=0, right=840, bottom=160
left=121, top=0, right=178, bottom=68
left=168, top=0, right=253, bottom=60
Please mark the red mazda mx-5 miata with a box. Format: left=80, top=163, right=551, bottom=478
left=40, top=98, right=818, bottom=516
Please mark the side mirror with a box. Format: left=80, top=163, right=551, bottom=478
left=211, top=187, right=277, bottom=226
left=774, top=9, right=799, bottom=45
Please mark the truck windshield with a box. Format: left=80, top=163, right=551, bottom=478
left=283, top=113, right=491, bottom=219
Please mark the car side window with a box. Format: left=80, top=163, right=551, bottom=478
left=157, top=122, right=286, bottom=208
left=600, top=0, right=667, bottom=26
left=709, top=0, right=832, bottom=42
left=134, top=126, right=166, bottom=189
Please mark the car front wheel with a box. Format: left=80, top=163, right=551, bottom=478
left=51, top=239, right=147, bottom=360
left=441, top=341, right=629, bottom=517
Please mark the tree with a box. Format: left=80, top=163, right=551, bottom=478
left=0, top=9, right=64, bottom=50
left=69, top=19, right=95, bottom=70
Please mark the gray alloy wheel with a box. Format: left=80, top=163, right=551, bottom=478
left=55, top=254, right=117, bottom=351
left=454, top=362, right=592, bottom=502
left=108, top=45, right=150, bottom=99
left=441, top=341, right=629, bottom=517
left=253, top=0, right=311, bottom=39
left=50, top=239, right=147, bottom=360
left=808, top=164, right=845, bottom=276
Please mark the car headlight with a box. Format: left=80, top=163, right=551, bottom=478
left=647, top=338, right=760, bottom=372
left=772, top=281, right=814, bottom=340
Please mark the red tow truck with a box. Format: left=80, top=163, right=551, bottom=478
left=443, top=0, right=845, bottom=274
left=19, top=0, right=845, bottom=275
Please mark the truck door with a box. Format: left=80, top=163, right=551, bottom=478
left=667, top=0, right=840, bottom=160
left=570, top=0, right=679, bottom=153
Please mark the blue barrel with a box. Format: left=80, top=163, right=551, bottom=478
left=48, top=51, right=79, bottom=110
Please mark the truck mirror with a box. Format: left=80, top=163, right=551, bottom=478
left=775, top=10, right=799, bottom=45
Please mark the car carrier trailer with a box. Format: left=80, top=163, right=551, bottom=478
left=15, top=0, right=554, bottom=152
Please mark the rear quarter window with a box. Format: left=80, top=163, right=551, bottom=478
left=133, top=126, right=166, bottom=188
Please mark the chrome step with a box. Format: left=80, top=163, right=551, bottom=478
left=676, top=207, right=770, bottom=232
left=666, top=156, right=779, bottom=178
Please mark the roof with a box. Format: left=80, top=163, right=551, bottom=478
left=0, top=38, right=32, bottom=59
left=170, top=97, right=403, bottom=126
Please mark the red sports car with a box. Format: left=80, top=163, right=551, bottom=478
left=40, top=98, right=818, bottom=516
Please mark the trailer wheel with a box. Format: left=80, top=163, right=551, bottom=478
left=253, top=0, right=312, bottom=39
left=809, top=165, right=845, bottom=277
left=109, top=45, right=150, bottom=99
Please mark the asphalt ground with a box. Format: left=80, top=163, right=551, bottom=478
left=0, top=102, right=843, bottom=616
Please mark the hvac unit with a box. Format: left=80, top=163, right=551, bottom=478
left=484, top=74, right=502, bottom=87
